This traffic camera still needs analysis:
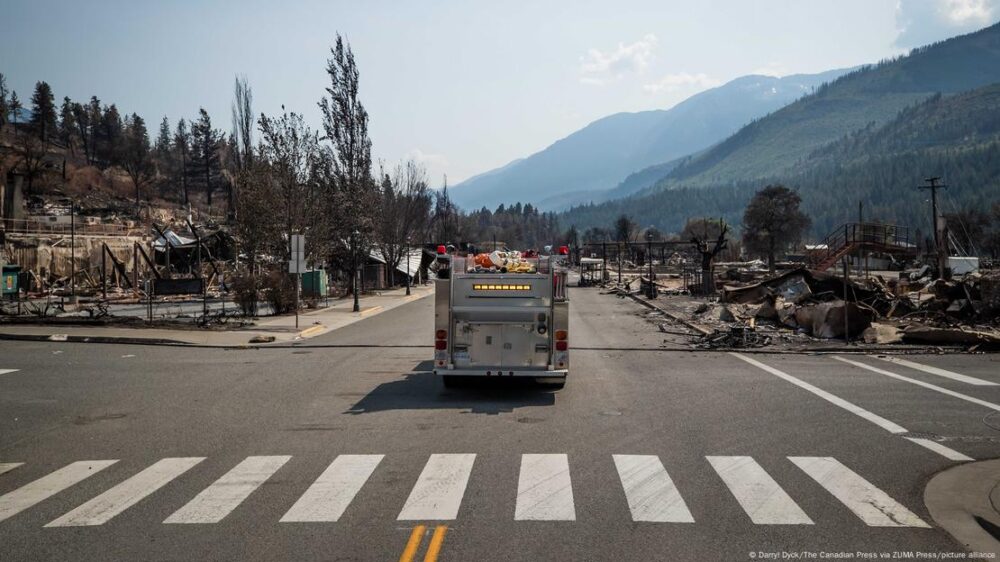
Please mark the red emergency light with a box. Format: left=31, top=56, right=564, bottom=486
left=558, top=245, right=569, bottom=255
left=436, top=245, right=447, bottom=255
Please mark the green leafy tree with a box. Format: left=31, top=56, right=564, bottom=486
left=742, top=185, right=811, bottom=272
left=319, top=34, right=377, bottom=284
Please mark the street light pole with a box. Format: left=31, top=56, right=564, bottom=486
left=352, top=229, right=360, bottom=313
left=405, top=236, right=411, bottom=296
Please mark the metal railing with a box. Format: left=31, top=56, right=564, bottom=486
left=2, top=218, right=142, bottom=237
left=809, top=222, right=914, bottom=268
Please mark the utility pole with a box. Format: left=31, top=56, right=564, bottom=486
left=646, top=228, right=655, bottom=298
left=858, top=201, right=866, bottom=279
left=352, top=229, right=360, bottom=313
left=918, top=177, right=948, bottom=278
left=405, top=236, right=411, bottom=296
left=70, top=199, right=76, bottom=302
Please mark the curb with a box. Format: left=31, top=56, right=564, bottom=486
left=0, top=332, right=190, bottom=346
left=295, top=325, right=326, bottom=339
left=925, top=458, right=1000, bottom=556
left=0, top=290, right=435, bottom=349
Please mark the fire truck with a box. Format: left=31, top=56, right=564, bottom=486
left=432, top=246, right=570, bottom=389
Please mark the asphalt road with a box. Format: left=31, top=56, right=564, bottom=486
left=1, top=287, right=999, bottom=561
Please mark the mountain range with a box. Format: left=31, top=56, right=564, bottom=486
left=450, top=69, right=849, bottom=211
left=561, top=21, right=1000, bottom=237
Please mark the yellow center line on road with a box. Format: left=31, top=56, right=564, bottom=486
left=424, top=525, right=448, bottom=562
left=399, top=525, right=427, bottom=562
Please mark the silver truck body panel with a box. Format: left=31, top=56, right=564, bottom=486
left=433, top=258, right=568, bottom=379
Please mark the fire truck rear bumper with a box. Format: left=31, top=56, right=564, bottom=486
left=433, top=368, right=568, bottom=378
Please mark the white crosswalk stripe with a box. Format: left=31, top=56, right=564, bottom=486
left=875, top=356, right=997, bottom=386
left=164, top=456, right=291, bottom=524
left=515, top=454, right=575, bottom=521
left=613, top=454, right=694, bottom=523
left=0, top=463, right=24, bottom=476
left=0, top=369, right=19, bottom=376
left=0, top=453, right=933, bottom=529
left=0, top=460, right=118, bottom=523
left=398, top=454, right=476, bottom=520
left=46, top=457, right=204, bottom=527
left=707, top=456, right=813, bottom=525
left=280, top=455, right=383, bottom=523
left=789, top=456, right=929, bottom=528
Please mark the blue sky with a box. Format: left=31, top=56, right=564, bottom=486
left=2, top=0, right=997, bottom=184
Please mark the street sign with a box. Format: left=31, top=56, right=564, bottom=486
left=290, top=235, right=306, bottom=273
left=291, top=234, right=305, bottom=257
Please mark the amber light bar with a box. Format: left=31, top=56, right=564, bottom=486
left=472, top=284, right=532, bottom=291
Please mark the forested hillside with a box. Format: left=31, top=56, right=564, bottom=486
left=564, top=82, right=1000, bottom=238
left=657, top=22, right=1000, bottom=187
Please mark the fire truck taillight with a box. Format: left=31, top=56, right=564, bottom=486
left=555, top=329, right=568, bottom=351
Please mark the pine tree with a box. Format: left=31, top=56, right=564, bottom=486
left=155, top=116, right=171, bottom=157
left=29, top=81, right=58, bottom=142
left=121, top=113, right=154, bottom=207
left=9, top=91, right=22, bottom=125
left=96, top=104, right=123, bottom=167
left=59, top=96, right=76, bottom=153
left=190, top=108, right=222, bottom=208
left=71, top=102, right=93, bottom=164
left=173, top=119, right=191, bottom=205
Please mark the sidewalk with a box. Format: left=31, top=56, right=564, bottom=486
left=0, top=285, right=434, bottom=347
left=925, top=458, right=1000, bottom=556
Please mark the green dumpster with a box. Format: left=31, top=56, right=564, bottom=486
left=301, top=269, right=327, bottom=297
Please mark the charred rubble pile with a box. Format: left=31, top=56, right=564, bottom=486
left=706, top=268, right=1000, bottom=350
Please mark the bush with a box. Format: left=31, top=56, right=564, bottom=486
left=263, top=270, right=297, bottom=315
left=230, top=272, right=260, bottom=317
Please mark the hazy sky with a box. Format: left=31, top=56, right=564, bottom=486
left=2, top=0, right=997, bottom=185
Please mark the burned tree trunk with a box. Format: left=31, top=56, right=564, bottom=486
left=691, top=219, right=728, bottom=295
